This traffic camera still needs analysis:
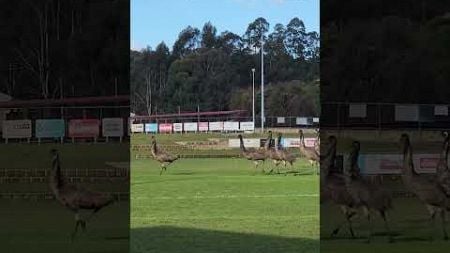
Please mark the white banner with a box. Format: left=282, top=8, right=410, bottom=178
left=283, top=138, right=316, bottom=148
left=173, top=123, right=183, bottom=132
left=239, top=122, right=255, bottom=131
left=356, top=154, right=440, bottom=175
left=198, top=122, right=209, bottom=132
left=349, top=103, right=367, bottom=118
left=277, top=117, right=285, bottom=124
left=2, top=120, right=32, bottom=139
left=209, top=122, right=224, bottom=131
left=131, top=123, right=144, bottom=133
left=296, top=117, right=309, bottom=125
left=184, top=122, right=198, bottom=132
left=395, top=105, right=419, bottom=121
left=434, top=105, right=448, bottom=116
left=223, top=121, right=239, bottom=131
left=313, top=117, right=319, bottom=123
left=102, top=118, right=123, bottom=137
left=229, top=138, right=260, bottom=148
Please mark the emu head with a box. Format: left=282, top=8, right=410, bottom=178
left=399, top=134, right=410, bottom=150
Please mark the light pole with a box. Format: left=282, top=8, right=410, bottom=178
left=251, top=68, right=255, bottom=131
left=260, top=34, right=264, bottom=133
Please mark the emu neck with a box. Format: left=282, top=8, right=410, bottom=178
left=403, top=142, right=417, bottom=176
left=151, top=142, right=158, bottom=156
left=440, top=137, right=449, bottom=162
left=50, top=157, right=64, bottom=193
left=264, top=134, right=272, bottom=150
left=239, top=137, right=246, bottom=152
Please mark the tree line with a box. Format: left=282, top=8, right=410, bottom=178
left=131, top=17, right=319, bottom=117
left=0, top=0, right=129, bottom=100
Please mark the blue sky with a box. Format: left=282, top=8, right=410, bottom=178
left=131, top=0, right=319, bottom=51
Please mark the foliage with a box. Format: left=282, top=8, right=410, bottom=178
left=131, top=17, right=319, bottom=116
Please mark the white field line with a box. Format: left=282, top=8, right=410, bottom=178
left=131, top=193, right=318, bottom=200
left=131, top=215, right=318, bottom=221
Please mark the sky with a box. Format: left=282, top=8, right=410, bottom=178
left=131, top=0, right=319, bottom=51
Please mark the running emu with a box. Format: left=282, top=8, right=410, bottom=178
left=150, top=135, right=179, bottom=175
left=321, top=136, right=358, bottom=238
left=344, top=141, right=393, bottom=243
left=238, top=134, right=266, bottom=173
left=399, top=133, right=449, bottom=241
left=49, top=149, right=114, bottom=241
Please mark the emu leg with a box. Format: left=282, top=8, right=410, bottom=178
left=380, top=210, right=394, bottom=243
left=363, top=206, right=372, bottom=243
left=440, top=209, right=448, bottom=240
left=331, top=207, right=356, bottom=238
left=71, top=212, right=82, bottom=242
left=160, top=164, right=165, bottom=175
left=427, top=205, right=437, bottom=241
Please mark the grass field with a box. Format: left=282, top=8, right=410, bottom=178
left=0, top=142, right=129, bottom=252
left=321, top=196, right=450, bottom=253
left=130, top=157, right=319, bottom=253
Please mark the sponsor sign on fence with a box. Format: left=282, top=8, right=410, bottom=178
left=198, top=122, right=208, bottom=132
left=395, top=105, right=419, bottom=121
left=184, top=122, right=198, bottom=132
left=229, top=138, right=261, bottom=148
left=296, top=117, right=310, bottom=125
left=131, top=123, right=144, bottom=133
left=349, top=103, right=367, bottom=118
left=102, top=118, right=123, bottom=137
left=357, top=154, right=440, bottom=174
left=434, top=105, right=448, bottom=116
left=145, top=123, right=158, bottom=133
left=277, top=117, right=285, bottom=124
left=69, top=119, right=100, bottom=137
left=283, top=138, right=316, bottom=148
left=159, top=123, right=172, bottom=133
left=35, top=119, right=65, bottom=138
left=223, top=121, right=239, bottom=131
left=173, top=123, right=183, bottom=132
left=209, top=122, right=224, bottom=131
left=239, top=122, right=255, bottom=131
left=2, top=120, right=32, bottom=139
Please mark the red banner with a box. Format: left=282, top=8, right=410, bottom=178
left=69, top=119, right=100, bottom=138
left=198, top=122, right=208, bottom=131
left=159, top=123, right=172, bottom=133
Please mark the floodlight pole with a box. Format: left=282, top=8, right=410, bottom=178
left=260, top=34, right=265, bottom=133
left=251, top=68, right=255, bottom=130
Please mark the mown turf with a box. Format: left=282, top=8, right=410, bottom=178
left=321, top=197, right=450, bottom=253
left=0, top=200, right=129, bottom=253
left=131, top=158, right=319, bottom=253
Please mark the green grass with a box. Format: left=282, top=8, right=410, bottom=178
left=0, top=200, right=129, bottom=253
left=131, top=158, right=319, bottom=253
left=321, top=197, right=450, bottom=253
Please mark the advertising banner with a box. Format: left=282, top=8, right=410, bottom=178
left=159, top=123, right=172, bottom=133
left=223, top=121, right=239, bottom=131
left=209, top=122, right=224, bottom=131
left=145, top=123, right=158, bottom=133
left=357, top=154, right=440, bottom=174
left=131, top=123, right=144, bottom=133
left=229, top=138, right=261, bottom=148
left=239, top=122, right=255, bottom=131
left=173, top=123, right=183, bottom=132
left=198, top=122, right=209, bottom=132
left=102, top=118, right=123, bottom=137
left=2, top=120, right=32, bottom=139
left=395, top=105, right=419, bottom=121
left=349, top=103, right=367, bottom=118
left=69, top=119, right=100, bottom=137
left=283, top=138, right=317, bottom=148
left=36, top=119, right=65, bottom=138
left=184, top=122, right=198, bottom=132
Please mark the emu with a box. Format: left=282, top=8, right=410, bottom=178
left=320, top=136, right=359, bottom=238
left=274, top=132, right=296, bottom=171
left=344, top=141, right=393, bottom=243
left=399, top=133, right=449, bottom=241
left=299, top=130, right=320, bottom=174
left=436, top=131, right=450, bottom=196
left=238, top=134, right=267, bottom=173
left=49, top=149, right=114, bottom=241
left=150, top=136, right=179, bottom=175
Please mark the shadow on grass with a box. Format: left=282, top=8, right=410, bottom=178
left=131, top=226, right=318, bottom=253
